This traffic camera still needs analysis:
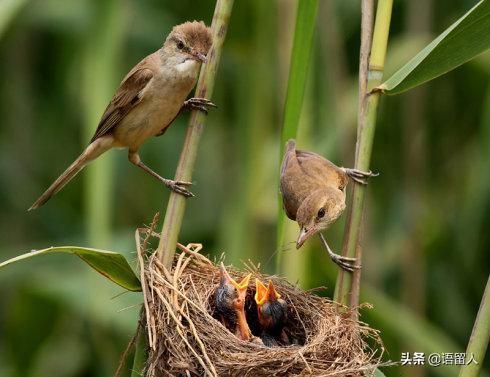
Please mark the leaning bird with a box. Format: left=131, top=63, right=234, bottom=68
left=214, top=263, right=252, bottom=341
left=254, top=279, right=289, bottom=347
left=280, top=139, right=377, bottom=271
left=30, top=21, right=215, bottom=210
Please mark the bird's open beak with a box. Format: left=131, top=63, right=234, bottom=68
left=255, top=279, right=281, bottom=307
left=254, top=278, right=268, bottom=306
left=265, top=280, right=281, bottom=302
left=219, top=263, right=251, bottom=297
left=296, top=226, right=316, bottom=249
left=189, top=50, right=207, bottom=63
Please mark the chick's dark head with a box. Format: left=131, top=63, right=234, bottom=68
left=255, top=279, right=287, bottom=335
left=215, top=263, right=251, bottom=318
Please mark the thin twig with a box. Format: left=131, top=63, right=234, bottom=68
left=136, top=229, right=155, bottom=349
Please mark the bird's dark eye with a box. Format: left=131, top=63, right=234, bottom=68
left=317, top=208, right=326, bottom=219
left=176, top=41, right=185, bottom=50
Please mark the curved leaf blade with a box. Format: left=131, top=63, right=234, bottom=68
left=378, top=0, right=490, bottom=95
left=0, top=246, right=141, bottom=292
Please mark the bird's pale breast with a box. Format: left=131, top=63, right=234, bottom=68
left=113, top=61, right=199, bottom=150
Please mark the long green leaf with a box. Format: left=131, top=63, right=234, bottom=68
left=378, top=0, right=490, bottom=95
left=0, top=247, right=141, bottom=292
left=276, top=0, right=319, bottom=272
left=0, top=0, right=28, bottom=38
left=459, top=276, right=490, bottom=377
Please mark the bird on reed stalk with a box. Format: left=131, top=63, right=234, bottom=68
left=215, top=263, right=253, bottom=341
left=254, top=279, right=289, bottom=347
left=30, top=21, right=215, bottom=210
left=280, top=139, right=378, bottom=271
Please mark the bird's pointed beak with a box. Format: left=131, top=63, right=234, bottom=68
left=254, top=278, right=268, bottom=306
left=219, top=262, right=234, bottom=286
left=266, top=280, right=281, bottom=302
left=236, top=273, right=252, bottom=299
left=219, top=263, right=251, bottom=300
left=189, top=50, right=207, bottom=63
left=296, top=226, right=316, bottom=249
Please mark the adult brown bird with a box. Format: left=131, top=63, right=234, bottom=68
left=29, top=21, right=215, bottom=210
left=215, top=263, right=252, bottom=341
left=280, top=139, right=377, bottom=271
left=254, top=279, right=288, bottom=347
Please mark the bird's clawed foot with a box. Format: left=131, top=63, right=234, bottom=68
left=343, top=168, right=379, bottom=185
left=163, top=179, right=194, bottom=198
left=319, top=233, right=361, bottom=272
left=183, top=97, right=217, bottom=114
left=330, top=252, right=360, bottom=272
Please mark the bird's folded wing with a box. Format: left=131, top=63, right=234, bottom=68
left=280, top=140, right=300, bottom=220
left=296, top=149, right=347, bottom=188
left=89, top=58, right=155, bottom=143
left=280, top=139, right=297, bottom=177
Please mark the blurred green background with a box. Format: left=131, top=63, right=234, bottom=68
left=0, top=0, right=488, bottom=376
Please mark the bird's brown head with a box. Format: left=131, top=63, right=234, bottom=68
left=295, top=187, right=346, bottom=249
left=164, top=21, right=212, bottom=63
left=254, top=279, right=287, bottom=331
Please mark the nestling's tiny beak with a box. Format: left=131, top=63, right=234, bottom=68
left=265, top=280, right=281, bottom=302
left=189, top=50, right=207, bottom=63
left=219, top=262, right=234, bottom=286
left=296, top=226, right=316, bottom=249
left=219, top=263, right=251, bottom=297
left=254, top=278, right=268, bottom=306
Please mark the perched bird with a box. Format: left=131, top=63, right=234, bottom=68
left=215, top=263, right=253, bottom=341
left=29, top=21, right=215, bottom=210
left=280, top=139, right=377, bottom=271
left=254, top=279, right=288, bottom=347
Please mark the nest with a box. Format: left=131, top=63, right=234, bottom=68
left=136, top=233, right=383, bottom=376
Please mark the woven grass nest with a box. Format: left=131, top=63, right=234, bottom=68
left=138, top=239, right=384, bottom=377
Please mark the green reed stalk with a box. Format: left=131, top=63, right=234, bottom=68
left=156, top=0, right=235, bottom=267
left=334, top=0, right=393, bottom=310
left=275, top=0, right=319, bottom=273
left=82, top=0, right=124, bottom=248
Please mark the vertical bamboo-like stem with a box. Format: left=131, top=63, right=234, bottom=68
left=82, top=0, right=124, bottom=248
left=130, top=324, right=148, bottom=377
left=334, top=0, right=393, bottom=309
left=275, top=0, right=319, bottom=273
left=459, top=276, right=490, bottom=377
left=156, top=0, right=235, bottom=267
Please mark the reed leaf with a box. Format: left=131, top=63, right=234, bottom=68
left=0, top=247, right=141, bottom=292
left=0, top=0, right=28, bottom=37
left=459, top=276, right=490, bottom=377
left=276, top=0, right=319, bottom=272
left=377, top=0, right=490, bottom=95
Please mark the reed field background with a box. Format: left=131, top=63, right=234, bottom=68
left=0, top=0, right=488, bottom=376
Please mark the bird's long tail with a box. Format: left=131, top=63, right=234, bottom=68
left=29, top=137, right=112, bottom=210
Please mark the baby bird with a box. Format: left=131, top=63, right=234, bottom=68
left=215, top=263, right=252, bottom=341
left=254, top=279, right=288, bottom=347
left=280, top=139, right=377, bottom=271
